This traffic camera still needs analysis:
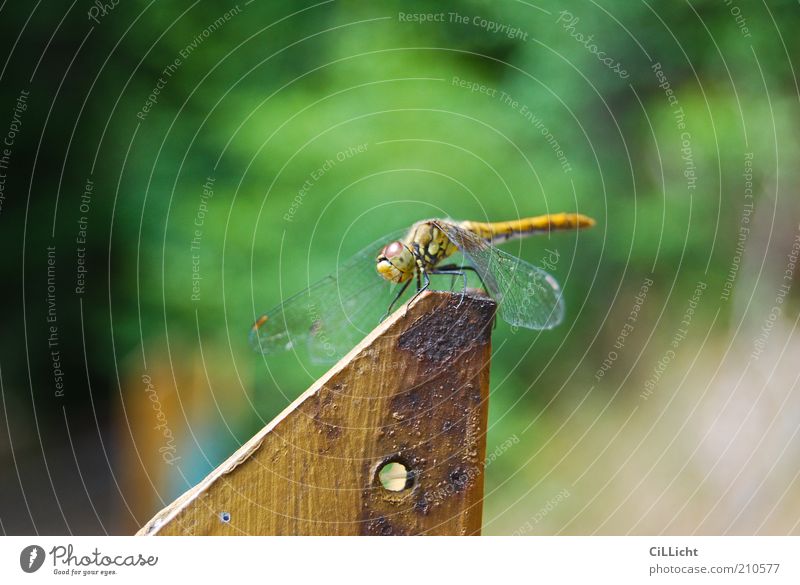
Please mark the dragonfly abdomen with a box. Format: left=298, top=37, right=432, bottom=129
left=460, top=213, right=595, bottom=243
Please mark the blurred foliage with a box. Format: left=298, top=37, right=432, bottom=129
left=1, top=0, right=799, bottom=533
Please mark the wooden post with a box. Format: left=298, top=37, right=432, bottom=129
left=137, top=291, right=495, bottom=535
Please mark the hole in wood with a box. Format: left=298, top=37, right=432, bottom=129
left=377, top=461, right=413, bottom=492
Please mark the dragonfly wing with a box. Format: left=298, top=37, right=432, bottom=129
left=432, top=220, right=565, bottom=330
left=251, top=231, right=405, bottom=363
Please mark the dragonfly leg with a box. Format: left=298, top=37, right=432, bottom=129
left=414, top=269, right=431, bottom=298
left=434, top=265, right=496, bottom=329
left=393, top=254, right=431, bottom=319
left=463, top=265, right=487, bottom=291
left=430, top=268, right=468, bottom=309
left=403, top=268, right=431, bottom=317
left=434, top=264, right=488, bottom=293
left=381, top=280, right=412, bottom=322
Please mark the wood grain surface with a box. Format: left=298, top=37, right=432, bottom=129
left=137, top=290, right=496, bottom=535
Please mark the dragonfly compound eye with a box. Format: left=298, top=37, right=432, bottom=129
left=379, top=240, right=406, bottom=260
left=376, top=241, right=413, bottom=283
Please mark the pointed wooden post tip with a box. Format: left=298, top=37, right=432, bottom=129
left=138, top=290, right=496, bottom=535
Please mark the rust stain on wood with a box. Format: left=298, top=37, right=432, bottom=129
left=137, top=290, right=495, bottom=536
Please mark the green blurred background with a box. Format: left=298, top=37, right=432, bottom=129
left=1, top=0, right=799, bottom=534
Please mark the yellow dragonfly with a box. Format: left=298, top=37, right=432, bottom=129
left=251, top=213, right=595, bottom=362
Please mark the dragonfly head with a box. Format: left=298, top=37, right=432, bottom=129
left=376, top=240, right=415, bottom=283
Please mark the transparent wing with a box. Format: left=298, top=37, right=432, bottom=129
left=432, top=220, right=565, bottom=329
left=251, top=230, right=407, bottom=363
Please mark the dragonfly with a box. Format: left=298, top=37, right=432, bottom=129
left=251, top=213, right=595, bottom=363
